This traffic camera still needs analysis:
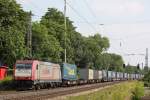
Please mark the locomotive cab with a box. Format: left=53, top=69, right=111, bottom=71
left=14, top=60, right=38, bottom=89
left=15, top=63, right=32, bottom=79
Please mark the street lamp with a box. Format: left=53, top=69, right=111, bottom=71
left=99, top=24, right=104, bottom=36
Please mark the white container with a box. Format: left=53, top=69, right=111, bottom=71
left=98, top=70, right=102, bottom=79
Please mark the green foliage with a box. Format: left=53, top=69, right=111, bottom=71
left=32, top=22, right=63, bottom=62
left=143, top=71, right=150, bottom=87
left=125, top=64, right=141, bottom=74
left=0, top=76, right=15, bottom=90
left=78, top=34, right=110, bottom=68
left=132, top=82, right=144, bottom=100
left=94, top=53, right=124, bottom=71
left=0, top=76, right=12, bottom=84
left=0, top=0, right=28, bottom=67
left=40, top=8, right=76, bottom=63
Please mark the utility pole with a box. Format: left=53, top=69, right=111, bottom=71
left=26, top=11, right=32, bottom=58
left=64, top=0, right=67, bottom=63
left=99, top=24, right=108, bottom=70
left=142, top=62, right=144, bottom=69
left=145, top=48, right=148, bottom=71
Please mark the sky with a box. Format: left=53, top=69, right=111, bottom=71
left=16, top=0, right=150, bottom=67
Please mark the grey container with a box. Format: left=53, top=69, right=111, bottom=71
left=94, top=70, right=102, bottom=80
left=102, top=70, right=107, bottom=78
left=124, top=73, right=128, bottom=79
left=111, top=71, right=116, bottom=79
left=94, top=70, right=99, bottom=79
left=120, top=72, right=123, bottom=79
left=108, top=71, right=112, bottom=80
left=116, top=72, right=120, bottom=79
left=78, top=68, right=94, bottom=80
left=131, top=74, right=134, bottom=79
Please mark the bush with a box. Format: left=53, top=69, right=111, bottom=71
left=0, top=76, right=15, bottom=90
left=143, top=71, right=150, bottom=88
left=132, top=82, right=144, bottom=100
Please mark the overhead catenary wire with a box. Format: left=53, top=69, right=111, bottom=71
left=83, top=0, right=98, bottom=22
left=68, top=0, right=99, bottom=27
left=18, top=0, right=99, bottom=34
left=66, top=1, right=98, bottom=33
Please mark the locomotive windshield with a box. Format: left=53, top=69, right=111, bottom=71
left=16, top=63, right=32, bottom=69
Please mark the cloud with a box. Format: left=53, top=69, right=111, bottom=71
left=17, top=0, right=33, bottom=4
left=105, top=23, right=150, bottom=35
left=125, top=1, right=144, bottom=15
left=91, top=0, right=145, bottom=16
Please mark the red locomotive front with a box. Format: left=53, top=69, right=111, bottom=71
left=15, top=60, right=33, bottom=80
left=14, top=60, right=39, bottom=89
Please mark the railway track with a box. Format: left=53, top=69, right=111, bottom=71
left=0, top=81, right=124, bottom=100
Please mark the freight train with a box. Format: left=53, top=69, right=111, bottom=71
left=14, top=60, right=144, bottom=90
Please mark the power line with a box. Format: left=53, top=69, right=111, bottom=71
left=19, top=0, right=98, bottom=33
left=83, top=0, right=98, bottom=22
left=66, top=1, right=98, bottom=32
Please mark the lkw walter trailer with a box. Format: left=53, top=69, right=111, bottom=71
left=61, top=63, right=77, bottom=85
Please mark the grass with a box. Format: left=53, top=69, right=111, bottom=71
left=66, top=81, right=144, bottom=100
left=144, top=87, right=150, bottom=96
left=132, top=82, right=144, bottom=100
left=0, top=76, right=13, bottom=84
left=0, top=76, right=15, bottom=90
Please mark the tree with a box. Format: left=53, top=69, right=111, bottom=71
left=78, top=34, right=110, bottom=68
left=109, top=53, right=124, bottom=72
left=143, top=71, right=150, bottom=87
left=95, top=53, right=124, bottom=71
left=0, top=0, right=28, bottom=67
left=125, top=64, right=140, bottom=74
left=32, top=22, right=63, bottom=62
left=40, top=8, right=76, bottom=63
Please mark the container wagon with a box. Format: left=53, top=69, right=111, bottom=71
left=93, top=70, right=102, bottom=82
left=14, top=60, right=62, bottom=89
left=98, top=70, right=103, bottom=82
left=61, top=63, right=77, bottom=85
left=107, top=71, right=112, bottom=81
left=78, top=68, right=94, bottom=83
left=123, top=73, right=128, bottom=80
left=127, top=73, right=130, bottom=80
left=116, top=72, right=120, bottom=80
left=102, top=70, right=107, bottom=81
left=120, top=72, right=124, bottom=80
left=111, top=71, right=116, bottom=81
left=130, top=74, right=134, bottom=80
left=94, top=70, right=99, bottom=82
